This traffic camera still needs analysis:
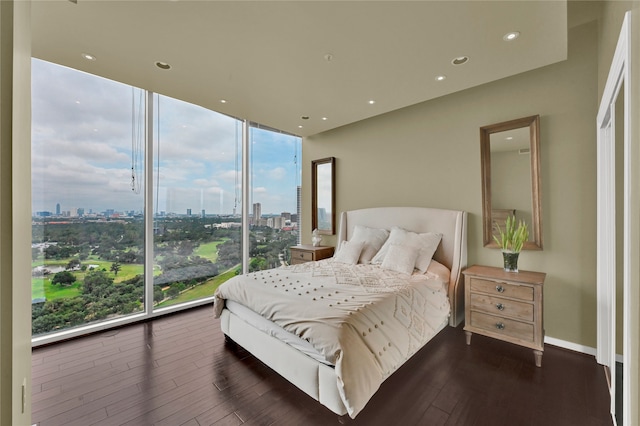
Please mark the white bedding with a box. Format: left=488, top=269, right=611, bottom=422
left=225, top=300, right=333, bottom=365
left=213, top=258, right=450, bottom=418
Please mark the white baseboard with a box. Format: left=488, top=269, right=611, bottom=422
left=544, top=336, right=624, bottom=363
left=544, top=336, right=597, bottom=356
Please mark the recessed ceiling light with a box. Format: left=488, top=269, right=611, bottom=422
left=298, top=125, right=303, bottom=129
left=220, top=99, right=227, bottom=104
left=322, top=117, right=328, bottom=121
left=368, top=100, right=376, bottom=105
left=506, top=136, right=514, bottom=140
left=451, top=56, right=469, bottom=66
left=155, top=61, right=171, bottom=70
left=503, top=31, right=520, bottom=41
left=435, top=75, right=446, bottom=81
left=81, top=53, right=97, bottom=61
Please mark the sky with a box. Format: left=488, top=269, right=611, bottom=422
left=31, top=59, right=301, bottom=216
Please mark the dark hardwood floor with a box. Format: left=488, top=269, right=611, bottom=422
left=32, top=305, right=613, bottom=426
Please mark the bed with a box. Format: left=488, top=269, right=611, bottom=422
left=214, top=206, right=467, bottom=418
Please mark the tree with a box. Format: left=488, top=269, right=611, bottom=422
left=110, top=261, right=122, bottom=276
left=167, top=286, right=180, bottom=298
left=249, top=257, right=267, bottom=272
left=52, top=271, right=76, bottom=286
left=154, top=286, right=164, bottom=304
left=66, top=258, right=81, bottom=270
left=83, top=269, right=113, bottom=299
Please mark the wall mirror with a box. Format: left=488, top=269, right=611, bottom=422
left=311, top=157, right=335, bottom=235
left=481, top=115, right=543, bottom=250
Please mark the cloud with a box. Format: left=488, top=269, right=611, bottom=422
left=31, top=58, right=300, bottom=215
left=268, top=167, right=287, bottom=180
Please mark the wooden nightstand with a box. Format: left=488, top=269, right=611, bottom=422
left=289, top=245, right=334, bottom=265
left=463, top=265, right=546, bottom=367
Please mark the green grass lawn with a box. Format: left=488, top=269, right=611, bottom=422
left=156, top=265, right=240, bottom=308
left=193, top=239, right=226, bottom=262
left=32, top=277, right=82, bottom=300
left=31, top=259, right=144, bottom=301
left=31, top=241, right=225, bottom=303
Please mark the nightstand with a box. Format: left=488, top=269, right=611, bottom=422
left=463, top=265, right=546, bottom=367
left=289, top=245, right=334, bottom=265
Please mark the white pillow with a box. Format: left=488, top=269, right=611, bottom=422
left=424, top=259, right=451, bottom=283
left=349, top=225, right=390, bottom=264
left=333, top=240, right=364, bottom=265
left=381, top=244, right=419, bottom=275
left=371, top=226, right=442, bottom=272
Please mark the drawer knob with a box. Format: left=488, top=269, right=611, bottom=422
left=495, top=322, right=505, bottom=330
left=496, top=303, right=505, bottom=311
left=495, top=285, right=505, bottom=293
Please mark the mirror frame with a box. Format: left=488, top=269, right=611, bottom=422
left=311, top=157, right=336, bottom=235
left=481, top=115, right=543, bottom=250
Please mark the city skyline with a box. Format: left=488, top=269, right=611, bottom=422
left=35, top=201, right=299, bottom=220
left=31, top=59, right=302, bottom=216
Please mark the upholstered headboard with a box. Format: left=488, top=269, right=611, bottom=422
left=337, top=206, right=468, bottom=326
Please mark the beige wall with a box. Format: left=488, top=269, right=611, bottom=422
left=303, top=2, right=638, bottom=421
left=304, top=21, right=599, bottom=346
left=0, top=1, right=32, bottom=424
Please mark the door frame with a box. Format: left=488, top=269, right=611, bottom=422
left=596, top=11, right=632, bottom=425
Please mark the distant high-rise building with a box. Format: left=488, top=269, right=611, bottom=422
left=281, top=212, right=291, bottom=221
left=252, top=203, right=262, bottom=225
left=187, top=208, right=192, bottom=216
left=201, top=209, right=206, bottom=218
left=270, top=216, right=283, bottom=229
left=56, top=203, right=61, bottom=215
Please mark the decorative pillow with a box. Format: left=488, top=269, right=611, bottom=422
left=424, top=259, right=451, bottom=283
left=333, top=240, right=365, bottom=265
left=381, top=244, right=420, bottom=275
left=349, top=225, right=390, bottom=264
left=371, top=226, right=442, bottom=272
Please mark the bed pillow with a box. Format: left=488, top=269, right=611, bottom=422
left=349, top=225, right=390, bottom=264
left=425, top=259, right=451, bottom=283
left=381, top=244, right=420, bottom=275
left=371, top=226, right=442, bottom=272
left=333, top=240, right=365, bottom=265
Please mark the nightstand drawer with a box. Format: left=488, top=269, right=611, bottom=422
left=289, top=245, right=334, bottom=264
left=469, top=277, right=534, bottom=301
left=470, top=293, right=534, bottom=322
left=293, top=250, right=314, bottom=262
left=470, top=311, right=534, bottom=343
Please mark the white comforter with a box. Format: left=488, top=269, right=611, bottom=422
left=213, top=259, right=450, bottom=418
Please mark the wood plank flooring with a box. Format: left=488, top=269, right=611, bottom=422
left=32, top=305, right=613, bottom=426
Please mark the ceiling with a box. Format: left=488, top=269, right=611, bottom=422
left=30, top=0, right=568, bottom=137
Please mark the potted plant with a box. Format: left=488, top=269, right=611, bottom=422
left=493, top=215, right=529, bottom=272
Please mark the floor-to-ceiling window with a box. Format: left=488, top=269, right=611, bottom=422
left=248, top=125, right=301, bottom=270
left=152, top=94, right=242, bottom=309
left=31, top=59, right=145, bottom=336
left=31, top=59, right=301, bottom=341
